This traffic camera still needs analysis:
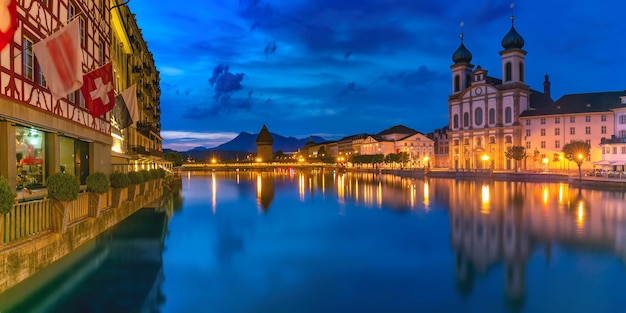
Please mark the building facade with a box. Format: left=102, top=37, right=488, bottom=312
left=256, top=125, right=274, bottom=161
left=430, top=126, right=450, bottom=168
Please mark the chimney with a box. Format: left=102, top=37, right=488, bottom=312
left=543, top=74, right=551, bottom=97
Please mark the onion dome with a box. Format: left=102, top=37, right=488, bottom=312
left=501, top=25, right=525, bottom=50
left=452, top=42, right=472, bottom=64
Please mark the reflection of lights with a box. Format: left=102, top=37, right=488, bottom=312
left=558, top=184, right=563, bottom=204
left=256, top=157, right=262, bottom=163
left=257, top=174, right=262, bottom=199
left=377, top=181, right=382, bottom=208
left=423, top=182, right=429, bottom=210
left=212, top=172, right=217, bottom=214
left=299, top=173, right=305, bottom=201
left=481, top=184, right=490, bottom=214
left=337, top=174, right=345, bottom=203
left=543, top=186, right=549, bottom=205
left=577, top=201, right=585, bottom=231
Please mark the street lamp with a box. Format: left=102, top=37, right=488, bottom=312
left=211, top=158, right=217, bottom=164
left=542, top=157, right=548, bottom=172
left=481, top=154, right=489, bottom=170
left=423, top=156, right=430, bottom=170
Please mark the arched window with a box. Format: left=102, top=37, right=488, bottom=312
left=519, top=62, right=524, bottom=82
left=489, top=108, right=495, bottom=124
left=505, top=62, right=512, bottom=81
left=453, top=114, right=459, bottom=129
left=466, top=74, right=471, bottom=87
left=454, top=75, right=460, bottom=92
left=463, top=112, right=469, bottom=127
left=475, top=107, right=483, bottom=126
left=505, top=107, right=512, bottom=123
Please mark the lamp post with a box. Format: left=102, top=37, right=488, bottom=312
left=423, top=156, right=430, bottom=171
left=577, top=154, right=583, bottom=179
left=481, top=154, right=489, bottom=170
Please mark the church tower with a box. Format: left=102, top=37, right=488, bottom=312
left=450, top=24, right=474, bottom=94
left=499, top=5, right=526, bottom=86
left=256, top=125, right=274, bottom=162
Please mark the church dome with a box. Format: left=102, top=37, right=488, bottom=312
left=501, top=25, right=525, bottom=50
left=452, top=42, right=472, bottom=64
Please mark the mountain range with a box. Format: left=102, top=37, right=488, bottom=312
left=169, top=132, right=326, bottom=160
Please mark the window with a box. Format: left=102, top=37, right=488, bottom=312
left=489, top=109, right=495, bottom=124
left=23, top=37, right=34, bottom=80
left=601, top=115, right=607, bottom=122
left=525, top=130, right=531, bottom=137
left=555, top=117, right=560, bottom=124
left=464, top=138, right=469, bottom=145
left=601, top=126, right=606, bottom=134
left=68, top=2, right=76, bottom=20
left=475, top=108, right=483, bottom=126
left=505, top=107, right=512, bottom=123
left=505, top=136, right=512, bottom=143
left=454, top=75, right=460, bottom=92
left=570, top=116, right=576, bottom=123
left=38, top=65, right=46, bottom=87
left=526, top=141, right=531, bottom=149
left=541, top=129, right=546, bottom=136
left=585, top=115, right=591, bottom=122
left=476, top=137, right=482, bottom=147
left=453, top=114, right=459, bottom=129
left=99, top=38, right=105, bottom=64
left=620, top=130, right=626, bottom=138
left=555, top=140, right=560, bottom=149
left=15, top=126, right=46, bottom=189
left=570, top=127, right=575, bottom=135
left=620, top=115, right=626, bottom=125
left=585, top=139, right=591, bottom=146
left=79, top=16, right=86, bottom=47
left=463, top=112, right=469, bottom=127
left=585, top=126, right=591, bottom=134
left=614, top=147, right=618, bottom=154
left=490, top=136, right=495, bottom=144
left=67, top=91, right=75, bottom=103
left=519, top=62, right=524, bottom=81
left=453, top=140, right=459, bottom=146
left=541, top=118, right=546, bottom=125
left=525, top=119, right=530, bottom=126
left=555, top=128, right=560, bottom=136
left=505, top=62, right=512, bottom=81
left=541, top=141, right=546, bottom=148
left=622, top=147, right=626, bottom=154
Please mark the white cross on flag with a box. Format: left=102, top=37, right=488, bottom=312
left=81, top=62, right=115, bottom=118
left=0, top=0, right=18, bottom=51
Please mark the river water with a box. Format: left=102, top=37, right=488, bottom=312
left=2, top=169, right=626, bottom=313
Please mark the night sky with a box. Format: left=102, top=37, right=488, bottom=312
left=127, top=0, right=626, bottom=151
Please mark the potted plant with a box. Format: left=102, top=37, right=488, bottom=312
left=0, top=176, right=16, bottom=215
left=110, top=172, right=130, bottom=208
left=127, top=171, right=143, bottom=200
left=139, top=169, right=151, bottom=192
left=47, top=172, right=80, bottom=233
left=150, top=169, right=163, bottom=190
left=85, top=172, right=110, bottom=218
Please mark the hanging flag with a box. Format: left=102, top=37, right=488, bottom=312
left=81, top=62, right=115, bottom=118
left=32, top=19, right=83, bottom=99
left=122, top=84, right=138, bottom=125
left=112, top=85, right=135, bottom=129
left=0, top=0, right=18, bottom=51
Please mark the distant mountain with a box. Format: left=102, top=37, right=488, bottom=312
left=212, top=132, right=326, bottom=153
left=173, top=132, right=326, bottom=161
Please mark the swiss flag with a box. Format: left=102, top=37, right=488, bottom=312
left=81, top=62, right=115, bottom=118
left=0, top=0, right=18, bottom=51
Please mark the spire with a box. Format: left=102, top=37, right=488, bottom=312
left=452, top=21, right=472, bottom=64
left=501, top=2, right=525, bottom=50
left=543, top=73, right=551, bottom=97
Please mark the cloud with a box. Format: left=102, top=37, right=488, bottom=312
left=161, top=131, right=240, bottom=150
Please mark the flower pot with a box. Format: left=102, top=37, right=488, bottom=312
left=112, top=187, right=128, bottom=208
left=128, top=184, right=140, bottom=201
left=50, top=199, right=71, bottom=234
left=88, top=192, right=108, bottom=218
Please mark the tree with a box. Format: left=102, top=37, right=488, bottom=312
left=562, top=140, right=591, bottom=179
left=504, top=146, right=526, bottom=172
left=164, top=152, right=184, bottom=167
left=398, top=152, right=410, bottom=167
left=384, top=153, right=400, bottom=166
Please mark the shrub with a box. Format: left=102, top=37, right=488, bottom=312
left=149, top=169, right=161, bottom=180
left=139, top=169, right=151, bottom=181
left=86, top=172, right=110, bottom=194
left=47, top=172, right=80, bottom=201
left=0, top=176, right=16, bottom=214
left=157, top=168, right=166, bottom=178
left=110, top=172, right=130, bottom=188
left=128, top=171, right=144, bottom=185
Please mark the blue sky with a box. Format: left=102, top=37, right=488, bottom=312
left=127, top=0, right=626, bottom=151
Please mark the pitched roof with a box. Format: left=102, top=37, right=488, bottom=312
left=377, top=125, right=418, bottom=136
left=255, top=125, right=274, bottom=144
left=521, top=91, right=626, bottom=117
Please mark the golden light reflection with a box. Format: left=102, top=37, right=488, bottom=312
left=212, top=172, right=217, bottom=214
left=257, top=174, right=262, bottom=199
left=423, top=182, right=430, bottom=210
left=299, top=173, right=305, bottom=201
left=337, top=174, right=345, bottom=204
left=577, top=201, right=585, bottom=231
left=410, top=184, right=416, bottom=209
left=558, top=184, right=563, bottom=204
left=377, top=182, right=382, bottom=208
left=481, top=184, right=490, bottom=214
left=542, top=186, right=549, bottom=205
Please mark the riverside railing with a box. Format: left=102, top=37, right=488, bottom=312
left=1, top=198, right=51, bottom=246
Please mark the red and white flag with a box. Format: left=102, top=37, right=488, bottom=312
left=81, top=62, right=115, bottom=118
left=32, top=19, right=83, bottom=99
left=0, top=0, right=18, bottom=51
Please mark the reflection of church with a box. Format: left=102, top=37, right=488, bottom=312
left=448, top=180, right=626, bottom=305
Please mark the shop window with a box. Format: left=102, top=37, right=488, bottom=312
left=16, top=126, right=45, bottom=189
